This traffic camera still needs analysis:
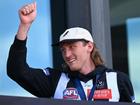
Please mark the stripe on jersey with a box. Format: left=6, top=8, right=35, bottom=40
left=42, top=68, right=50, bottom=76
left=106, top=72, right=120, bottom=102
left=53, top=73, right=70, bottom=99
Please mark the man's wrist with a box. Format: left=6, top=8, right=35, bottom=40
left=16, top=23, right=31, bottom=40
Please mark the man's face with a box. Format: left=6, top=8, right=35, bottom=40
left=60, top=41, right=93, bottom=72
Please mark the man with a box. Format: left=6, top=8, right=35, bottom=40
left=7, top=2, right=135, bottom=102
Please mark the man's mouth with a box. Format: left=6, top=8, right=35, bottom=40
left=67, top=59, right=76, bottom=64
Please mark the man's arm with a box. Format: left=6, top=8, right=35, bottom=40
left=17, top=2, right=36, bottom=40
left=117, top=72, right=135, bottom=102
left=6, top=2, right=54, bottom=97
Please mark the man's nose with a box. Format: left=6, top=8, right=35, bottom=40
left=64, top=49, right=72, bottom=58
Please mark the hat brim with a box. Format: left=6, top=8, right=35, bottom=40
left=52, top=39, right=88, bottom=46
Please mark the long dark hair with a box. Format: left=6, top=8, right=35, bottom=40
left=91, top=44, right=104, bottom=66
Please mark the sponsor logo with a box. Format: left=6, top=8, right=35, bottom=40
left=87, top=89, right=112, bottom=99
left=63, top=88, right=79, bottom=100
left=63, top=31, right=69, bottom=37
left=94, top=89, right=112, bottom=99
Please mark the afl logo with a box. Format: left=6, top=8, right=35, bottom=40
left=63, top=88, right=79, bottom=100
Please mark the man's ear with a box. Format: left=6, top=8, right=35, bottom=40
left=87, top=42, right=94, bottom=52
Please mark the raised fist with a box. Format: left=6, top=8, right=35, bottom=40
left=19, top=2, right=37, bottom=24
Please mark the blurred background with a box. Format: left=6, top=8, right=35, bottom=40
left=0, top=0, right=140, bottom=103
left=110, top=0, right=140, bottom=102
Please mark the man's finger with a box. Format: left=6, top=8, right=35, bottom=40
left=20, top=3, right=35, bottom=15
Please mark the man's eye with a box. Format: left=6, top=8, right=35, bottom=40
left=70, top=45, right=76, bottom=49
left=69, top=45, right=73, bottom=48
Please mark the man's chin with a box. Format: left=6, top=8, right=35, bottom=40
left=69, top=66, right=79, bottom=71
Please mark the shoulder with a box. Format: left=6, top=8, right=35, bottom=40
left=42, top=67, right=68, bottom=77
left=103, top=67, right=131, bottom=84
left=116, top=71, right=133, bottom=89
left=106, top=68, right=134, bottom=92
left=105, top=68, right=130, bottom=82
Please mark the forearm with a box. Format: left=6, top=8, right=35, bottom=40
left=16, top=23, right=31, bottom=40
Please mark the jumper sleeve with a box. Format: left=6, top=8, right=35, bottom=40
left=7, top=37, right=54, bottom=97
left=117, top=72, right=135, bottom=102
